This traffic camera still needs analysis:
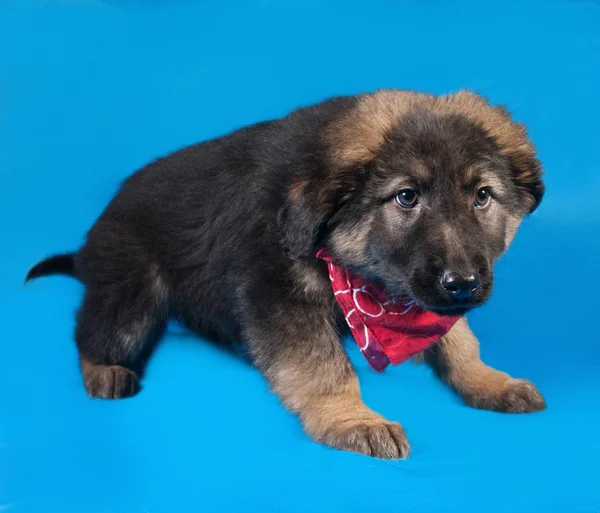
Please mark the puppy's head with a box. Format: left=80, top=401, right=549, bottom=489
left=281, top=90, right=544, bottom=316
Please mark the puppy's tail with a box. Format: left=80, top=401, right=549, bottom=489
left=25, top=253, right=78, bottom=283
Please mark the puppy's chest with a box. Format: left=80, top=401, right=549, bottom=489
left=291, top=260, right=331, bottom=296
left=290, top=259, right=347, bottom=330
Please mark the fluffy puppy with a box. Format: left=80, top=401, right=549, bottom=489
left=27, top=89, right=546, bottom=459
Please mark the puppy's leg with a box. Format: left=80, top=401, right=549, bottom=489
left=422, top=317, right=545, bottom=412
left=75, top=268, right=168, bottom=399
left=246, top=302, right=409, bottom=459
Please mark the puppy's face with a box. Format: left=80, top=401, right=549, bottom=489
left=330, top=109, right=536, bottom=315
left=283, top=91, right=544, bottom=316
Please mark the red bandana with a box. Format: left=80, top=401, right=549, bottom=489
left=317, top=250, right=461, bottom=372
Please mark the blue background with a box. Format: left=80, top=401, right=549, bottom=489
left=1, top=1, right=599, bottom=512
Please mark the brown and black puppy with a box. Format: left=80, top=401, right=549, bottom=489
left=27, top=89, right=546, bottom=459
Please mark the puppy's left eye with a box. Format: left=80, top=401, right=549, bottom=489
left=474, top=187, right=492, bottom=208
left=395, top=189, right=418, bottom=209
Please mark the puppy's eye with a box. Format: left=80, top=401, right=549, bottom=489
left=474, top=187, right=492, bottom=208
left=395, top=189, right=418, bottom=209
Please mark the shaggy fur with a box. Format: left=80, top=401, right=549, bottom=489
left=27, top=89, right=546, bottom=459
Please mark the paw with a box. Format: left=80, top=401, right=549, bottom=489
left=469, top=379, right=546, bottom=413
left=82, top=363, right=140, bottom=399
left=319, top=419, right=410, bottom=459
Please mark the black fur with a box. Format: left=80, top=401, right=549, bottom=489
left=25, top=253, right=76, bottom=282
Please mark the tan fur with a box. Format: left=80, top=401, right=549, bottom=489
left=290, top=260, right=330, bottom=298
left=264, top=324, right=409, bottom=459
left=329, top=212, right=374, bottom=262
left=327, top=90, right=433, bottom=166
left=288, top=179, right=309, bottom=203
left=428, top=317, right=510, bottom=395
left=435, top=91, right=534, bottom=160
left=327, top=89, right=536, bottom=176
left=476, top=169, right=510, bottom=196
left=422, top=318, right=545, bottom=412
left=504, top=215, right=522, bottom=248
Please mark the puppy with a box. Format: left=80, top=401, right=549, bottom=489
left=27, top=89, right=546, bottom=459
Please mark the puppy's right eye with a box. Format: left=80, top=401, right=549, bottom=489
left=395, top=189, right=418, bottom=209
left=474, top=187, right=492, bottom=208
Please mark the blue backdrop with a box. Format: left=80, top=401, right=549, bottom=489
left=1, top=1, right=599, bottom=512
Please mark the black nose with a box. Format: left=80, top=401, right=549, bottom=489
left=440, top=271, right=481, bottom=300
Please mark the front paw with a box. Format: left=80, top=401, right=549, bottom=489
left=317, top=419, right=410, bottom=459
left=468, top=378, right=546, bottom=413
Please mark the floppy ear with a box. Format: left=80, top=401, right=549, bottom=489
left=277, top=196, right=327, bottom=260
left=477, top=103, right=545, bottom=214
left=499, top=120, right=545, bottom=214
left=506, top=144, right=544, bottom=213
left=278, top=171, right=360, bottom=260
